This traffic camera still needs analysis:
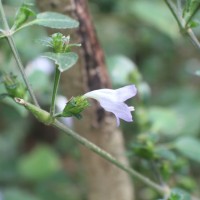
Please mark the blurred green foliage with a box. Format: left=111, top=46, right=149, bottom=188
left=1, top=0, right=200, bottom=200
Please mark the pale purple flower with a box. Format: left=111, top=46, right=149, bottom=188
left=83, top=85, right=137, bottom=126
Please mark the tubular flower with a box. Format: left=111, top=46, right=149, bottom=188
left=83, top=85, right=137, bottom=126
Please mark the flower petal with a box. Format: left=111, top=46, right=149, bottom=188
left=115, top=85, right=137, bottom=102
left=84, top=84, right=137, bottom=103
left=83, top=84, right=137, bottom=126
left=98, top=98, right=133, bottom=126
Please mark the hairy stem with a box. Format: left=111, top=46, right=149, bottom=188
left=0, top=0, right=39, bottom=107
left=50, top=66, right=61, bottom=116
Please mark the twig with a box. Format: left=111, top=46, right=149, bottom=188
left=50, top=66, right=61, bottom=116
left=15, top=97, right=169, bottom=196
left=164, top=0, right=200, bottom=51
left=0, top=0, right=40, bottom=107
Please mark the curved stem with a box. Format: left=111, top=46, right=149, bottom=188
left=53, top=119, right=169, bottom=196
left=7, top=37, right=40, bottom=107
left=50, top=66, right=61, bottom=116
left=0, top=0, right=39, bottom=107
left=14, top=97, right=170, bottom=196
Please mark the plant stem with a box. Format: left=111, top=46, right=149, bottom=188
left=14, top=97, right=169, bottom=196
left=150, top=160, right=166, bottom=187
left=0, top=0, right=39, bottom=107
left=164, top=0, right=200, bottom=51
left=53, top=119, right=169, bottom=196
left=164, top=0, right=183, bottom=29
left=50, top=66, right=61, bottom=116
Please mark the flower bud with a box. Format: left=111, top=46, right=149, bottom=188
left=3, top=73, right=28, bottom=100
left=60, top=96, right=89, bottom=119
left=13, top=3, right=35, bottom=30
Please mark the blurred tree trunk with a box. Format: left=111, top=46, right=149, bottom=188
left=36, top=1, right=134, bottom=200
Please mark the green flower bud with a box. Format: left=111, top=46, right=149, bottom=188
left=59, top=96, right=89, bottom=119
left=3, top=73, right=28, bottom=100
left=42, top=33, right=81, bottom=53
left=13, top=3, right=35, bottom=30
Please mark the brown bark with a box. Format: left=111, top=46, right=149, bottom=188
left=36, top=1, right=134, bottom=200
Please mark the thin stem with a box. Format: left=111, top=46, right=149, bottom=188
left=53, top=119, right=169, bottom=196
left=11, top=20, right=38, bottom=34
left=0, top=0, right=9, bottom=30
left=176, top=0, right=182, bottom=20
left=50, top=67, right=61, bottom=116
left=164, top=0, right=183, bottom=29
left=14, top=97, right=169, bottom=196
left=7, top=37, right=40, bottom=106
left=187, top=28, right=200, bottom=49
left=164, top=0, right=200, bottom=51
left=150, top=160, right=165, bottom=187
left=0, top=0, right=39, bottom=107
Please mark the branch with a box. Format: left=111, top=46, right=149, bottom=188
left=15, top=97, right=169, bottom=197
left=0, top=0, right=40, bottom=107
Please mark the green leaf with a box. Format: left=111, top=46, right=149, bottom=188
left=187, top=20, right=200, bottom=28
left=174, top=137, right=200, bottom=162
left=34, top=12, right=79, bottom=29
left=42, top=52, right=78, bottom=72
left=18, top=145, right=61, bottom=181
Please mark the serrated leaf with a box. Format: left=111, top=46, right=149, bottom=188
left=34, top=12, right=79, bottom=29
left=42, top=52, right=78, bottom=72
left=174, top=137, right=200, bottom=162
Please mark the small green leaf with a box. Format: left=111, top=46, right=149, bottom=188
left=42, top=52, right=78, bottom=72
left=12, top=3, right=36, bottom=30
left=34, top=12, right=79, bottom=29
left=174, top=137, right=200, bottom=162
left=187, top=20, right=200, bottom=28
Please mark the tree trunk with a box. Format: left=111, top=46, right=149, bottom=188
left=36, top=1, right=134, bottom=200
